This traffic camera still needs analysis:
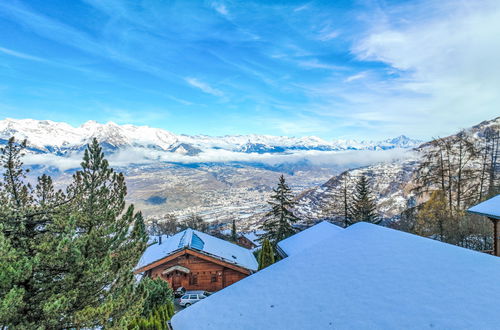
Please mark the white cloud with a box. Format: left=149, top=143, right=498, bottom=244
left=0, top=46, right=45, bottom=62
left=317, top=30, right=339, bottom=41
left=211, top=2, right=229, bottom=16
left=348, top=0, right=500, bottom=136
left=344, top=72, right=367, bottom=83
left=185, top=77, right=224, bottom=97
left=24, top=147, right=415, bottom=171
left=297, top=59, right=344, bottom=71
left=294, top=4, right=309, bottom=13
left=23, top=152, right=83, bottom=171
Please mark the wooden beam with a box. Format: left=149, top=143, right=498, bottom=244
left=490, top=218, right=499, bottom=257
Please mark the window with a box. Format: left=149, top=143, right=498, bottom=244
left=189, top=295, right=197, bottom=299
left=211, top=275, right=217, bottom=283
left=189, top=274, right=198, bottom=285
left=181, top=295, right=188, bottom=299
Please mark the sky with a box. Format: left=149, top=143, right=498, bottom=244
left=0, top=0, right=499, bottom=141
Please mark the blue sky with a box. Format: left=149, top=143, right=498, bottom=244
left=1, top=0, right=499, bottom=140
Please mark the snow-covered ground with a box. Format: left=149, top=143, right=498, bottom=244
left=171, top=222, right=500, bottom=330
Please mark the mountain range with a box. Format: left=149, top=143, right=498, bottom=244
left=5, top=117, right=497, bottom=231
left=0, top=118, right=422, bottom=157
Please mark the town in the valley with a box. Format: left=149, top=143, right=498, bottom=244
left=1, top=1, right=500, bottom=329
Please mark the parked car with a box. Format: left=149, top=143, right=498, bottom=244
left=179, top=291, right=211, bottom=307
left=174, top=286, right=186, bottom=298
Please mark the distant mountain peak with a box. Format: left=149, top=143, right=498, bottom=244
left=0, top=118, right=421, bottom=156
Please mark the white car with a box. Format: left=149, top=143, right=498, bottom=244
left=179, top=291, right=211, bottom=307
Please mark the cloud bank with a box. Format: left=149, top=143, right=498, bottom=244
left=23, top=148, right=415, bottom=172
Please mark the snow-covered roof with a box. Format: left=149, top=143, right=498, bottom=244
left=171, top=222, right=500, bottom=330
left=242, top=230, right=265, bottom=247
left=467, top=194, right=500, bottom=220
left=136, top=228, right=258, bottom=272
left=277, top=220, right=343, bottom=257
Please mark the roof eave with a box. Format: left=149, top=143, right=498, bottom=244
left=467, top=210, right=500, bottom=220
left=135, top=247, right=256, bottom=274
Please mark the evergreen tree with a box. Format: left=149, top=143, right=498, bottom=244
left=0, top=138, right=149, bottom=328
left=259, top=175, right=299, bottom=245
left=62, top=138, right=149, bottom=328
left=0, top=137, right=68, bottom=328
left=231, top=219, right=237, bottom=242
left=349, top=175, right=380, bottom=225
left=258, top=238, right=275, bottom=270
left=140, top=277, right=174, bottom=316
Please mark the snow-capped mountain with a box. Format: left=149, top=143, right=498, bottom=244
left=0, top=118, right=422, bottom=156
left=293, top=116, right=500, bottom=224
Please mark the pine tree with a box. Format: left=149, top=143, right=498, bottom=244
left=258, top=238, right=275, bottom=270
left=0, top=137, right=64, bottom=328
left=0, top=138, right=149, bottom=328
left=62, top=138, right=149, bottom=328
left=259, top=175, right=300, bottom=245
left=140, top=277, right=173, bottom=316
left=349, top=175, right=380, bottom=225
left=231, top=219, right=237, bottom=242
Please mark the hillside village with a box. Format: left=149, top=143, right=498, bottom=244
left=1, top=1, right=500, bottom=328
left=1, top=115, right=499, bottom=329
left=131, top=194, right=500, bottom=329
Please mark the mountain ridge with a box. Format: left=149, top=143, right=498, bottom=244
left=0, top=118, right=422, bottom=156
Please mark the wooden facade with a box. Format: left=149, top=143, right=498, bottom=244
left=136, top=248, right=251, bottom=292
left=236, top=236, right=257, bottom=250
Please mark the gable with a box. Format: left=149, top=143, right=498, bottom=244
left=136, top=228, right=258, bottom=272
left=135, top=248, right=253, bottom=275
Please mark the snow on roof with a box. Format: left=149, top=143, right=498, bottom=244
left=242, top=230, right=265, bottom=247
left=136, top=228, right=258, bottom=272
left=277, top=220, right=343, bottom=257
left=467, top=194, right=500, bottom=220
left=171, top=222, right=500, bottom=330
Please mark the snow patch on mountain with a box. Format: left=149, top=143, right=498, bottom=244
left=0, top=118, right=422, bottom=155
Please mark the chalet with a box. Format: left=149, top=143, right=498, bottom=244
left=135, top=228, right=258, bottom=292
left=467, top=194, right=500, bottom=256
left=171, top=222, right=500, bottom=329
left=235, top=235, right=257, bottom=250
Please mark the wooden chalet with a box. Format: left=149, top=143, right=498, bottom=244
left=236, top=235, right=258, bottom=250
left=135, top=228, right=258, bottom=292
left=467, top=194, right=500, bottom=256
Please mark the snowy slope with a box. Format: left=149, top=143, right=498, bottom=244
left=293, top=116, right=500, bottom=223
left=171, top=222, right=500, bottom=330
left=294, top=159, right=419, bottom=221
